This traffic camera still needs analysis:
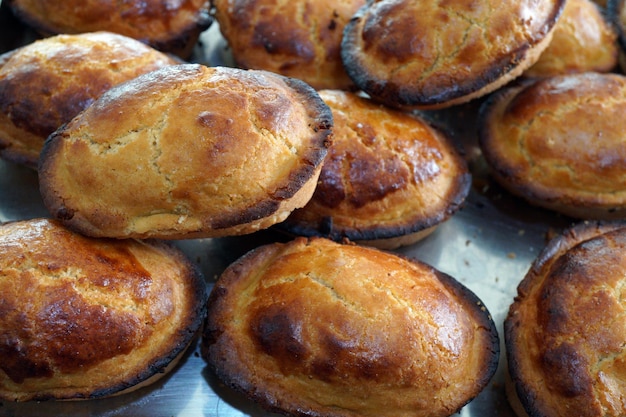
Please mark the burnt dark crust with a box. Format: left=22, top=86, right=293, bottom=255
left=504, top=220, right=626, bottom=417
left=341, top=0, right=566, bottom=109
left=274, top=168, right=471, bottom=242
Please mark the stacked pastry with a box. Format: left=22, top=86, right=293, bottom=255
left=2, top=0, right=625, bottom=415
left=276, top=89, right=471, bottom=249
left=1, top=0, right=335, bottom=403
left=0, top=31, right=180, bottom=169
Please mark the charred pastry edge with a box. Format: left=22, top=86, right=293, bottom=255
left=5, top=0, right=213, bottom=57
left=433, top=260, right=501, bottom=414
left=0, top=235, right=208, bottom=402
left=202, top=237, right=501, bottom=416
left=273, top=115, right=472, bottom=245
left=208, top=73, right=333, bottom=231
left=340, top=0, right=566, bottom=109
left=273, top=166, right=470, bottom=244
left=503, top=219, right=626, bottom=417
left=477, top=76, right=626, bottom=220
left=37, top=66, right=334, bottom=239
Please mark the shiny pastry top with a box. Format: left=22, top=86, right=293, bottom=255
left=341, top=0, right=566, bottom=109
left=279, top=89, right=471, bottom=249
left=505, top=221, right=626, bottom=417
left=524, top=0, right=618, bottom=78
left=0, top=218, right=207, bottom=401
left=478, top=72, right=626, bottom=219
left=202, top=237, right=499, bottom=417
left=0, top=31, right=179, bottom=169
left=5, top=0, right=212, bottom=57
left=39, top=64, right=333, bottom=240
left=211, top=0, right=366, bottom=90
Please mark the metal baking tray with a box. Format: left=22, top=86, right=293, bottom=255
left=0, top=4, right=576, bottom=416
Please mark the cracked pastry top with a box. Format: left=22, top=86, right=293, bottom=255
left=478, top=72, right=626, bottom=220
left=276, top=89, right=471, bottom=250
left=341, top=0, right=566, bottom=109
left=505, top=220, right=626, bottom=417
left=0, top=32, right=180, bottom=170
left=4, top=0, right=212, bottom=58
left=38, top=64, right=333, bottom=240
left=0, top=218, right=207, bottom=401
left=211, top=0, right=366, bottom=90
left=202, top=237, right=499, bottom=417
left=524, top=0, right=618, bottom=78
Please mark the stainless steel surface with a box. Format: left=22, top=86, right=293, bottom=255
left=0, top=6, right=575, bottom=416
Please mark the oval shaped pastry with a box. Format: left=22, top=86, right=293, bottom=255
left=524, top=0, right=618, bottom=78
left=202, top=237, right=500, bottom=417
left=478, top=72, right=626, bottom=219
left=341, top=0, right=565, bottom=109
left=212, top=0, right=366, bottom=90
left=0, top=218, right=207, bottom=401
left=4, top=0, right=211, bottom=58
left=0, top=31, right=180, bottom=169
left=39, top=64, right=333, bottom=240
left=276, top=89, right=471, bottom=250
left=505, top=220, right=626, bottom=417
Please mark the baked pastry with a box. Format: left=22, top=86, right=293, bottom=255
left=276, top=89, right=471, bottom=250
left=202, top=237, right=500, bottom=417
left=0, top=31, right=180, bottom=169
left=39, top=63, right=333, bottom=240
left=341, top=0, right=565, bottom=109
left=524, top=0, right=618, bottom=78
left=5, top=0, right=212, bottom=58
left=211, top=0, right=366, bottom=90
left=505, top=220, right=626, bottom=417
left=0, top=218, right=207, bottom=401
left=478, top=72, right=626, bottom=219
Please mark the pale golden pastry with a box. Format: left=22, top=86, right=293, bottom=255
left=202, top=237, right=500, bottom=417
left=341, top=0, right=565, bottom=109
left=0, top=31, right=180, bottom=169
left=39, top=64, right=333, bottom=240
left=478, top=72, right=626, bottom=219
left=5, top=0, right=212, bottom=57
left=505, top=220, right=626, bottom=417
left=524, top=0, right=618, bottom=78
left=0, top=218, right=207, bottom=401
left=277, top=90, right=471, bottom=250
left=211, top=0, right=366, bottom=90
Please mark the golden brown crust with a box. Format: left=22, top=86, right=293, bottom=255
left=277, top=90, right=471, bottom=249
left=202, top=237, right=499, bottom=417
left=0, top=218, right=207, bottom=401
left=478, top=72, right=626, bottom=219
left=0, top=32, right=180, bottom=169
left=524, top=0, right=618, bottom=78
left=341, top=0, right=565, bottom=110
left=39, top=64, right=333, bottom=240
left=5, top=0, right=212, bottom=57
left=211, top=0, right=365, bottom=90
left=504, top=220, right=626, bottom=417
